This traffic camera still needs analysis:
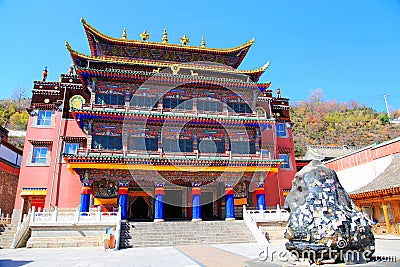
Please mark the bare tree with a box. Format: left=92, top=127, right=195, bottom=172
left=11, top=87, right=27, bottom=111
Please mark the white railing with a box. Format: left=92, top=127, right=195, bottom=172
left=0, top=209, right=11, bottom=224
left=244, top=205, right=290, bottom=222
left=114, top=206, right=122, bottom=250
left=243, top=205, right=290, bottom=243
left=30, top=207, right=120, bottom=225
left=243, top=205, right=267, bottom=243
left=11, top=210, right=31, bottom=248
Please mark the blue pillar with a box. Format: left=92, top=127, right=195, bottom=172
left=118, top=183, right=128, bottom=220
left=154, top=184, right=165, bottom=222
left=256, top=186, right=266, bottom=210
left=80, top=183, right=91, bottom=213
left=192, top=186, right=202, bottom=221
left=225, top=185, right=235, bottom=220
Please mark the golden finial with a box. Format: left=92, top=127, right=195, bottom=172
left=201, top=36, right=206, bottom=47
left=140, top=30, right=150, bottom=41
left=162, top=28, right=168, bottom=43
left=122, top=28, right=127, bottom=39
left=180, top=34, right=190, bottom=45
left=80, top=17, right=86, bottom=24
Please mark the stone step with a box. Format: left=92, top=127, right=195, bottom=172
left=120, top=220, right=256, bottom=248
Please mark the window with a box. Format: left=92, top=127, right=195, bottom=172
left=37, top=110, right=52, bottom=126
left=130, top=96, right=158, bottom=108
left=256, top=107, right=267, bottom=118
left=128, top=137, right=158, bottom=151
left=163, top=98, right=192, bottom=110
left=95, top=93, right=125, bottom=106
left=279, top=154, right=290, bottom=169
left=231, top=141, right=255, bottom=154
left=197, top=99, right=223, bottom=112
left=32, top=147, right=48, bottom=163
left=93, top=135, right=122, bottom=150
left=276, top=123, right=287, bottom=137
left=64, top=143, right=80, bottom=155
left=162, top=138, right=193, bottom=152
left=227, top=102, right=252, bottom=114
left=198, top=139, right=225, bottom=154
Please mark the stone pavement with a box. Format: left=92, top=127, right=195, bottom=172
left=0, top=238, right=399, bottom=266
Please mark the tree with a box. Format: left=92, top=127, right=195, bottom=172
left=11, top=87, right=28, bottom=111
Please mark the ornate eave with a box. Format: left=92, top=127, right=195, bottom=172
left=80, top=18, right=254, bottom=68
left=350, top=186, right=400, bottom=200
left=64, top=153, right=281, bottom=173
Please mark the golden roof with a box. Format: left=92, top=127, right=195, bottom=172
left=66, top=41, right=269, bottom=77
left=80, top=17, right=254, bottom=54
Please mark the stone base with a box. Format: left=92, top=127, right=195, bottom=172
left=154, top=219, right=164, bottom=222
left=225, top=217, right=235, bottom=221
left=191, top=218, right=202, bottom=222
left=27, top=223, right=116, bottom=248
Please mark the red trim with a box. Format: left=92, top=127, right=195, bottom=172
left=81, top=186, right=91, bottom=194
left=225, top=188, right=234, bottom=195
left=118, top=187, right=128, bottom=195
left=191, top=187, right=201, bottom=195
left=155, top=187, right=165, bottom=195
left=255, top=187, right=265, bottom=195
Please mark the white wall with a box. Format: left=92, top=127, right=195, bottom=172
left=0, top=144, right=21, bottom=166
left=336, top=155, right=393, bottom=192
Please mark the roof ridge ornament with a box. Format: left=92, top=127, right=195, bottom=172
left=162, top=28, right=168, bottom=43
left=201, top=36, right=206, bottom=48
left=180, top=34, right=190, bottom=46
left=122, top=28, right=127, bottom=39
left=140, top=30, right=150, bottom=41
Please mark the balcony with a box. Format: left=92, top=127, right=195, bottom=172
left=80, top=104, right=272, bottom=121
left=74, top=148, right=272, bottom=161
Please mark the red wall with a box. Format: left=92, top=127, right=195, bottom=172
left=14, top=114, right=85, bottom=211
left=326, top=138, right=400, bottom=172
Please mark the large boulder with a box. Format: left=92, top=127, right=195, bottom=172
left=284, top=160, right=375, bottom=264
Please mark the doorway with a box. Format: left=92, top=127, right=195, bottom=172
left=164, top=190, right=184, bottom=220
left=201, top=192, right=214, bottom=220
left=129, top=196, right=151, bottom=221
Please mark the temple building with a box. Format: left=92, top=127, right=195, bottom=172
left=13, top=19, right=296, bottom=222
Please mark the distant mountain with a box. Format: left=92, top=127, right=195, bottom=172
left=290, top=96, right=400, bottom=158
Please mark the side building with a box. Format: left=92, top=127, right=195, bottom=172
left=0, top=126, right=23, bottom=218
left=325, top=137, right=400, bottom=235
left=13, top=19, right=296, bottom=222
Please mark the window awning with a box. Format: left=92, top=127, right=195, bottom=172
left=20, top=188, right=47, bottom=196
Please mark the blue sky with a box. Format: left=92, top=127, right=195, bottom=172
left=0, top=0, right=399, bottom=112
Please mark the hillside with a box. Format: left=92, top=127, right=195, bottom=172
left=290, top=90, right=400, bottom=158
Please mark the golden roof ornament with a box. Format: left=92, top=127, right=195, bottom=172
left=122, top=28, right=127, bottom=39
left=140, top=30, right=150, bottom=41
left=162, top=28, right=168, bottom=43
left=201, top=36, right=206, bottom=47
left=180, top=35, right=190, bottom=45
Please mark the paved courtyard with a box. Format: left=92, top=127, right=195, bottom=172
left=0, top=237, right=399, bottom=266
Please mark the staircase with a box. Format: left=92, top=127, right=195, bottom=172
left=120, top=220, right=256, bottom=248
left=257, top=221, right=286, bottom=241
left=0, top=223, right=17, bottom=249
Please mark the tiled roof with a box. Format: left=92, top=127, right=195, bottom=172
left=304, top=145, right=362, bottom=160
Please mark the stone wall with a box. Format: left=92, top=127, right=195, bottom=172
left=0, top=167, right=19, bottom=217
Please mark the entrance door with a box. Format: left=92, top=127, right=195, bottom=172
left=201, top=192, right=214, bottom=220
left=164, top=190, right=183, bottom=220
left=129, top=196, right=150, bottom=221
